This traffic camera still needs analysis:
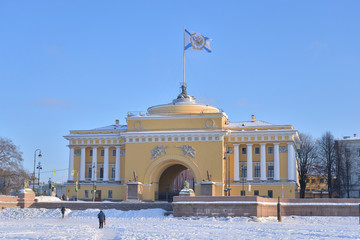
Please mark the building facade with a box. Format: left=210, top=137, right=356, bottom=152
left=64, top=86, right=299, bottom=201
left=335, top=135, right=360, bottom=198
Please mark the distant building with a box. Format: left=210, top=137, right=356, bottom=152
left=64, top=85, right=300, bottom=201
left=335, top=134, right=360, bottom=198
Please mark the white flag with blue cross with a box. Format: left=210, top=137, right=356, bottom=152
left=184, top=29, right=212, bottom=53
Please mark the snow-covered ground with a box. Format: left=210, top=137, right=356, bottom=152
left=0, top=208, right=359, bottom=240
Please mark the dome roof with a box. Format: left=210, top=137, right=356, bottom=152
left=147, top=85, right=220, bottom=115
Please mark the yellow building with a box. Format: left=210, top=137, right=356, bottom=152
left=64, top=85, right=299, bottom=201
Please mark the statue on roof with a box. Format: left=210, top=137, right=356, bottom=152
left=177, top=84, right=190, bottom=99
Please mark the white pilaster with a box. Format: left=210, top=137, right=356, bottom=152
left=103, top=146, right=109, bottom=181
left=68, top=147, right=74, bottom=181
left=247, top=144, right=253, bottom=181
left=80, top=147, right=86, bottom=181
left=92, top=147, right=97, bottom=181
left=115, top=146, right=121, bottom=181
left=288, top=143, right=296, bottom=181
left=233, top=144, right=240, bottom=182
left=274, top=143, right=280, bottom=181
left=260, top=143, right=267, bottom=181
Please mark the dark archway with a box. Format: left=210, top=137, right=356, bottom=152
left=157, top=164, right=194, bottom=202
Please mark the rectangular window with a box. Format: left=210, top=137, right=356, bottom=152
left=254, top=147, right=260, bottom=154
left=268, top=147, right=274, bottom=154
left=254, top=166, right=260, bottom=178
left=111, top=167, right=115, bottom=179
left=112, top=150, right=116, bottom=156
left=358, top=148, right=360, bottom=157
left=268, top=190, right=273, bottom=198
left=241, top=148, right=247, bottom=154
left=241, top=166, right=247, bottom=178
left=267, top=166, right=274, bottom=178
left=89, top=150, right=93, bottom=156
left=311, top=179, right=315, bottom=183
left=320, top=179, right=324, bottom=183
left=254, top=190, right=259, bottom=196
left=241, top=190, right=246, bottom=196
left=345, top=148, right=350, bottom=157
left=101, top=150, right=104, bottom=156
left=85, top=190, right=89, bottom=198
left=100, top=168, right=104, bottom=179
left=108, top=190, right=113, bottom=199
left=88, top=167, right=92, bottom=178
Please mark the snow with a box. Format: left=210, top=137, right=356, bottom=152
left=0, top=208, right=359, bottom=239
left=35, top=196, right=62, bottom=202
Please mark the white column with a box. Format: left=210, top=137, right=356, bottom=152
left=288, top=143, right=296, bottom=181
left=274, top=143, right=280, bottom=181
left=80, top=147, right=86, bottom=181
left=68, top=147, right=74, bottom=181
left=103, top=146, right=109, bottom=181
left=92, top=147, right=97, bottom=181
left=233, top=144, right=240, bottom=182
left=260, top=143, right=267, bottom=181
left=247, top=144, right=253, bottom=181
left=115, top=146, right=121, bottom=181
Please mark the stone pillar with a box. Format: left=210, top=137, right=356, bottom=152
left=115, top=146, right=121, bottom=182
left=127, top=182, right=143, bottom=201
left=274, top=143, right=280, bottom=181
left=247, top=144, right=253, bottom=181
left=288, top=143, right=296, bottom=181
left=201, top=181, right=215, bottom=196
left=260, top=143, right=267, bottom=181
left=233, top=144, right=240, bottom=182
left=68, top=147, right=74, bottom=181
left=92, top=147, right=97, bottom=181
left=80, top=147, right=86, bottom=181
left=103, top=146, right=109, bottom=182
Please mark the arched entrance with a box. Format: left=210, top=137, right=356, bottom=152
left=157, top=164, right=194, bottom=201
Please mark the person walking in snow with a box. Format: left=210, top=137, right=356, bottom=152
left=97, top=210, right=106, bottom=229
left=61, top=207, right=66, bottom=218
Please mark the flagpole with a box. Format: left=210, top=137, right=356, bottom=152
left=183, top=26, right=185, bottom=87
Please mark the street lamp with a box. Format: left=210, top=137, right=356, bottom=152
left=37, top=161, right=42, bottom=189
left=33, top=149, right=42, bottom=191
left=92, top=163, right=96, bottom=202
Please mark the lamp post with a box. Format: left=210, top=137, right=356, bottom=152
left=36, top=161, right=42, bottom=190
left=92, top=163, right=96, bottom=202
left=33, top=149, right=42, bottom=191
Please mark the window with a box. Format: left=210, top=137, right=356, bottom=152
left=254, top=147, right=260, bottom=154
left=267, top=166, right=274, bottom=178
left=108, top=190, right=113, bottom=199
left=241, top=148, right=247, bottom=154
left=88, top=167, right=92, bottom=178
left=89, top=150, right=93, bottom=156
left=85, top=190, right=89, bottom=198
left=254, top=166, right=260, bottom=178
left=254, top=190, right=259, bottom=196
left=101, top=150, right=104, bottom=156
left=241, top=190, right=246, bottom=196
left=358, top=148, right=360, bottom=157
left=111, top=167, right=115, bottom=179
left=306, top=179, right=309, bottom=183
left=74, top=149, right=81, bottom=156
left=100, top=167, right=104, bottom=179
left=268, top=147, right=274, bottom=154
left=311, top=179, right=315, bottom=183
left=345, top=148, right=350, bottom=157
left=241, top=166, right=247, bottom=178
left=320, top=179, right=324, bottom=183
left=268, top=190, right=273, bottom=198
left=112, top=150, right=116, bottom=156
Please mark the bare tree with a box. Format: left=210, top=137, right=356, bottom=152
left=0, top=137, right=29, bottom=195
left=316, top=131, right=336, bottom=198
left=296, top=133, right=317, bottom=198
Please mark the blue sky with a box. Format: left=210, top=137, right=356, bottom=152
left=1, top=1, right=359, bottom=182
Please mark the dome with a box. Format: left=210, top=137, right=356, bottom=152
left=147, top=85, right=220, bottom=115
